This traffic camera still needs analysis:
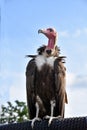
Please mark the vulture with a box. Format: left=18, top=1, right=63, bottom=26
left=26, top=28, right=68, bottom=127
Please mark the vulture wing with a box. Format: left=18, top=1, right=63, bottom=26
left=54, top=57, right=68, bottom=117
left=26, top=59, right=36, bottom=119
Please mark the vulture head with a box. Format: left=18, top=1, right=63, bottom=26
left=38, top=28, right=59, bottom=57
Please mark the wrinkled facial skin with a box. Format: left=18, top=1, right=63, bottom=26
left=38, top=28, right=57, bottom=56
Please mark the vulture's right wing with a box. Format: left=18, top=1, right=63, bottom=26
left=26, top=59, right=36, bottom=119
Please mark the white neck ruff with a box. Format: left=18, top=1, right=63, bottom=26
left=35, top=55, right=57, bottom=70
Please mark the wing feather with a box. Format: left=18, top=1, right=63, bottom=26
left=26, top=59, right=36, bottom=119
left=54, top=57, right=68, bottom=117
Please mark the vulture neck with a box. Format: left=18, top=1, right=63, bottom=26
left=47, top=38, right=56, bottom=49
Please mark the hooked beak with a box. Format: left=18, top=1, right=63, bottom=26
left=38, top=29, right=44, bottom=34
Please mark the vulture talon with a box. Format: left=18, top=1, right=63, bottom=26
left=48, top=116, right=54, bottom=126
left=48, top=116, right=63, bottom=126
left=31, top=117, right=41, bottom=128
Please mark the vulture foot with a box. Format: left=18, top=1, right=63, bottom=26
left=48, top=115, right=62, bottom=126
left=31, top=117, right=41, bottom=128
left=44, top=115, right=63, bottom=126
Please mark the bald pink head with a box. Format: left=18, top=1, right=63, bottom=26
left=38, top=28, right=57, bottom=52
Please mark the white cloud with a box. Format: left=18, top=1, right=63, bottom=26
left=0, top=71, right=26, bottom=105
left=9, top=85, right=26, bottom=102
left=9, top=72, right=26, bottom=102
left=59, top=27, right=87, bottom=39
left=72, top=29, right=82, bottom=38
left=0, top=85, right=9, bottom=105
left=74, top=75, right=87, bottom=88
left=72, top=27, right=87, bottom=38
left=66, top=71, right=87, bottom=89
left=65, top=88, right=87, bottom=117
left=59, top=31, right=69, bottom=38
left=83, top=28, right=87, bottom=35
left=66, top=72, right=76, bottom=87
left=65, top=72, right=87, bottom=117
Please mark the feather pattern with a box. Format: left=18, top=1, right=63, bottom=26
left=26, top=56, right=68, bottom=119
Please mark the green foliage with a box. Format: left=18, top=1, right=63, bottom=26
left=0, top=100, right=29, bottom=124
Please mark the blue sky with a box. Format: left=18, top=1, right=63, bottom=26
left=0, top=0, right=87, bottom=117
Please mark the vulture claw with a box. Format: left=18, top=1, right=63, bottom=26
left=31, top=117, right=41, bottom=128
left=48, top=116, right=63, bottom=126
left=44, top=115, right=63, bottom=126
left=48, top=117, right=54, bottom=126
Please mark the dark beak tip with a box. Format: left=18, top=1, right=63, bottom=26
left=38, top=29, right=43, bottom=34
left=38, top=29, right=41, bottom=34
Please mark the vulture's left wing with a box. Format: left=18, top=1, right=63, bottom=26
left=26, top=59, right=36, bottom=119
left=54, top=57, right=68, bottom=117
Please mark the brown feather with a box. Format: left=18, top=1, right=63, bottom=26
left=26, top=56, right=68, bottom=119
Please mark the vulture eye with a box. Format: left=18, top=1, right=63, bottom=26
left=48, top=28, right=53, bottom=32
